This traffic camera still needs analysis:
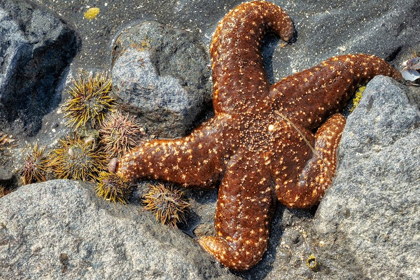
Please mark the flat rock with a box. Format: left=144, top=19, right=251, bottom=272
left=0, top=179, right=235, bottom=279
left=313, top=76, right=420, bottom=279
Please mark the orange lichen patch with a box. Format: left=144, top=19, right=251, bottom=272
left=113, top=0, right=402, bottom=271
left=84, top=7, right=100, bottom=20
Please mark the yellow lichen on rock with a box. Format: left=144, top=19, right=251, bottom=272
left=350, top=86, right=366, bottom=112
left=84, top=7, right=100, bottom=20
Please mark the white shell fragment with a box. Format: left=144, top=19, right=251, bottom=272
left=401, top=68, right=420, bottom=82
left=401, top=56, right=420, bottom=82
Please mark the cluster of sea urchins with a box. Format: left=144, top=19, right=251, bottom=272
left=13, top=70, right=190, bottom=229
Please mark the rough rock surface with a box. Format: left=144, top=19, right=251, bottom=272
left=112, top=21, right=212, bottom=138
left=0, top=180, right=235, bottom=280
left=0, top=0, right=79, bottom=136
left=313, top=76, right=420, bottom=279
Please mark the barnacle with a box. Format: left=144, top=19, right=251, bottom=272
left=99, top=111, right=146, bottom=158
left=48, top=135, right=107, bottom=181
left=20, top=143, right=48, bottom=185
left=143, top=184, right=190, bottom=228
left=95, top=172, right=131, bottom=203
left=306, top=254, right=319, bottom=271
left=61, top=72, right=116, bottom=130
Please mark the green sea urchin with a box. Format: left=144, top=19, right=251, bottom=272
left=20, top=143, right=48, bottom=185
left=48, top=135, right=107, bottom=181
left=99, top=111, right=146, bottom=158
left=62, top=72, right=116, bottom=130
left=143, top=184, right=190, bottom=228
left=95, top=172, right=131, bottom=203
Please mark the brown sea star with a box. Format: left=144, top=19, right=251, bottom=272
left=114, top=0, right=402, bottom=271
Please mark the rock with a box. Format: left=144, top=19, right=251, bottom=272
left=0, top=0, right=79, bottom=136
left=112, top=21, right=212, bottom=138
left=0, top=179, right=235, bottom=279
left=313, top=76, right=420, bottom=279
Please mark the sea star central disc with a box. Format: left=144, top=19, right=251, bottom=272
left=115, top=0, right=402, bottom=270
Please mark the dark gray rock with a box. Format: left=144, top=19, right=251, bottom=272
left=112, top=21, right=212, bottom=138
left=313, top=76, right=420, bottom=279
left=0, top=179, right=235, bottom=280
left=0, top=0, right=79, bottom=136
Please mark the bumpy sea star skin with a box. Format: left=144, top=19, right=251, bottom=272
left=115, top=1, right=402, bottom=271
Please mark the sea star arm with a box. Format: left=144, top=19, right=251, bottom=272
left=199, top=150, right=275, bottom=271
left=115, top=115, right=235, bottom=186
left=269, top=54, right=403, bottom=130
left=274, top=113, right=346, bottom=208
left=211, top=1, right=294, bottom=114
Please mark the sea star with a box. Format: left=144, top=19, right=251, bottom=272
left=114, top=0, right=402, bottom=270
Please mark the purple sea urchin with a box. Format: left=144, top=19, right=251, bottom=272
left=95, top=172, right=131, bottom=203
left=48, top=135, right=107, bottom=181
left=99, top=111, right=146, bottom=158
left=62, top=72, right=116, bottom=130
left=20, top=143, right=48, bottom=185
left=143, top=184, right=190, bottom=228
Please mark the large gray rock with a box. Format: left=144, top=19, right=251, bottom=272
left=112, top=21, right=212, bottom=138
left=313, top=76, right=420, bottom=279
left=0, top=180, right=235, bottom=280
left=0, top=0, right=79, bottom=135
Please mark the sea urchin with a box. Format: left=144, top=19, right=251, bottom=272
left=20, top=143, right=48, bottom=185
left=99, top=111, right=146, bottom=158
left=95, top=171, right=131, bottom=203
left=62, top=72, right=116, bottom=130
left=48, top=135, right=107, bottom=181
left=143, top=184, right=190, bottom=228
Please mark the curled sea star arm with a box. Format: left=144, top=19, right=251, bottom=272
left=274, top=113, right=346, bottom=208
left=116, top=115, right=235, bottom=186
left=269, top=54, right=403, bottom=130
left=210, top=1, right=294, bottom=114
left=199, top=150, right=275, bottom=271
